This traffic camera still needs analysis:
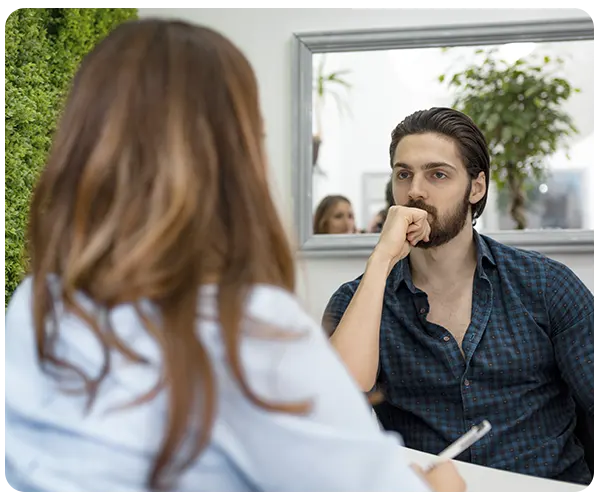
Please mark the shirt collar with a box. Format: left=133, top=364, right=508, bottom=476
left=389, top=229, right=496, bottom=293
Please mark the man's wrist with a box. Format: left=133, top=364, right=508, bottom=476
left=368, top=247, right=396, bottom=276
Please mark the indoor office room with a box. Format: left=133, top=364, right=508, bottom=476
left=4, top=7, right=594, bottom=493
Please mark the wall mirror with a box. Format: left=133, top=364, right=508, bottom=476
left=292, top=18, right=594, bottom=256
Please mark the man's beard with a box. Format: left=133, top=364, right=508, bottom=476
left=404, top=184, right=471, bottom=249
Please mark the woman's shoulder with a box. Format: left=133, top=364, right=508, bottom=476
left=246, top=284, right=311, bottom=326
left=5, top=275, right=36, bottom=331
left=6, top=276, right=320, bottom=351
left=5, top=275, right=320, bottom=376
left=199, top=283, right=316, bottom=338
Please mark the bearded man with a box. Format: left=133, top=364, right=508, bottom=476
left=322, top=107, right=594, bottom=485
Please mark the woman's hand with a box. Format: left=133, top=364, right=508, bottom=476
left=411, top=461, right=467, bottom=492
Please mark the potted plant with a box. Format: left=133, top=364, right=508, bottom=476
left=313, top=55, right=352, bottom=172
left=439, top=48, right=579, bottom=229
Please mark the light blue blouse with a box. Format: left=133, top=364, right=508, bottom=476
left=5, top=277, right=429, bottom=492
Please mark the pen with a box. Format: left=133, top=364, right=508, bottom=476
left=439, top=420, right=491, bottom=460
left=425, top=420, right=492, bottom=471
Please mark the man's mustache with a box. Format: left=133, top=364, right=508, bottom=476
left=405, top=199, right=437, bottom=216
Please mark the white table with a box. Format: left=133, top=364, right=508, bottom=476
left=403, top=446, right=586, bottom=492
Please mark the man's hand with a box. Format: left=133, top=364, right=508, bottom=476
left=372, top=206, right=431, bottom=272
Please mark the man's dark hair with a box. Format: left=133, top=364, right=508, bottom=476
left=389, top=107, right=490, bottom=221
left=384, top=177, right=394, bottom=208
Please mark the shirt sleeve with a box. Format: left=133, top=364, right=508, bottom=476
left=213, top=292, right=429, bottom=492
left=544, top=258, right=594, bottom=417
left=321, top=283, right=356, bottom=338
left=586, top=297, right=600, bottom=488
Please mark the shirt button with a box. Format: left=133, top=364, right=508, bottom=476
left=419, top=308, right=426, bottom=314
left=443, top=335, right=450, bottom=342
left=464, top=379, right=471, bottom=387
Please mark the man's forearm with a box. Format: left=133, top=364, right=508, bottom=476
left=330, top=252, right=393, bottom=391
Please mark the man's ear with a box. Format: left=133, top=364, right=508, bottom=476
left=470, top=171, right=486, bottom=205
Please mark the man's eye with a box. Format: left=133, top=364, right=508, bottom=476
left=433, top=171, right=447, bottom=179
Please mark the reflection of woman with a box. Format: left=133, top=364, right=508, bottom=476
left=313, top=195, right=357, bottom=234
left=5, top=19, right=464, bottom=492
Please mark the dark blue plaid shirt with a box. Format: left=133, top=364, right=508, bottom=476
left=323, top=231, right=594, bottom=484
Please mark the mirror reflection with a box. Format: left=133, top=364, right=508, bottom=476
left=311, top=40, right=593, bottom=235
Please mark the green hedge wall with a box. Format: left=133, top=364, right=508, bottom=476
left=5, top=8, right=138, bottom=306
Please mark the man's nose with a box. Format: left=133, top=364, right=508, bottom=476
left=407, top=175, right=427, bottom=201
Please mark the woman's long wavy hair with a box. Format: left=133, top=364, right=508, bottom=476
left=27, top=19, right=305, bottom=491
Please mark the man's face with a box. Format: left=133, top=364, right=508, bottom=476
left=391, top=132, right=476, bottom=248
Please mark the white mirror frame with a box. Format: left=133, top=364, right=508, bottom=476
left=291, top=18, right=594, bottom=257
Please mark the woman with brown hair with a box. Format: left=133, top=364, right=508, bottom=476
left=313, top=195, right=357, bottom=234
left=5, top=19, right=464, bottom=492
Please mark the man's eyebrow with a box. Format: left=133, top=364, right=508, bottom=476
left=393, top=161, right=457, bottom=171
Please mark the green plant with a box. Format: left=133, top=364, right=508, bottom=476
left=439, top=48, right=579, bottom=229
left=5, top=8, right=138, bottom=306
left=313, top=55, right=352, bottom=169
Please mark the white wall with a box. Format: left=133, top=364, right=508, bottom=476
left=138, top=8, right=593, bottom=322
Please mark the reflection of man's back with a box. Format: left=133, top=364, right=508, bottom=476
left=542, top=190, right=583, bottom=229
